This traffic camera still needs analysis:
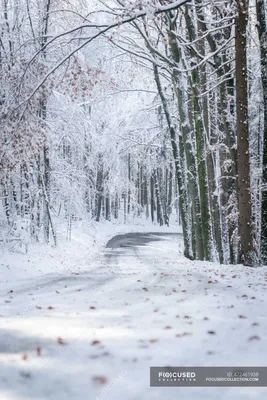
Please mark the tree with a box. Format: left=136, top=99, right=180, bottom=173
left=235, top=0, right=257, bottom=265
left=256, top=0, right=267, bottom=263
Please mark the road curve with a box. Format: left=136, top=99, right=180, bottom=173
left=106, top=232, right=183, bottom=250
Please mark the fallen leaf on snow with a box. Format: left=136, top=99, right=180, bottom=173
left=176, top=332, right=192, bottom=337
left=92, top=376, right=107, bottom=384
left=248, top=335, right=260, bottom=341
left=20, top=371, right=31, bottom=378
left=91, top=340, right=101, bottom=346
left=57, top=337, right=67, bottom=345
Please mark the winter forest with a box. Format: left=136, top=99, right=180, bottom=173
left=1, top=0, right=267, bottom=399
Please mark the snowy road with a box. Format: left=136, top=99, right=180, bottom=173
left=0, top=231, right=267, bottom=400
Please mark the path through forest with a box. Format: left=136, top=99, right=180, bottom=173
left=0, top=231, right=266, bottom=400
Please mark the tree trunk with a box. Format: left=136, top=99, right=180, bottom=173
left=153, top=64, right=192, bottom=258
left=236, top=0, right=257, bottom=265
left=256, top=0, right=267, bottom=263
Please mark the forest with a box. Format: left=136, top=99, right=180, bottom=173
left=1, top=0, right=266, bottom=266
left=1, top=1, right=267, bottom=399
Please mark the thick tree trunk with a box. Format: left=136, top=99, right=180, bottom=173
left=236, top=0, right=257, bottom=265
left=256, top=0, right=267, bottom=263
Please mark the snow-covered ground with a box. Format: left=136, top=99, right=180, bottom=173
left=0, top=222, right=267, bottom=400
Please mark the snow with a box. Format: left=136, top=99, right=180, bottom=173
left=0, top=223, right=267, bottom=400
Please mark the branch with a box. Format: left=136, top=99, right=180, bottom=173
left=19, top=0, right=191, bottom=100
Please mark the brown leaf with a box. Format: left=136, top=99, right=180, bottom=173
left=208, top=281, right=213, bottom=284
left=90, top=306, right=96, bottom=310
left=20, top=371, right=31, bottom=378
left=164, top=326, right=172, bottom=329
left=22, top=353, right=28, bottom=361
left=248, top=335, right=260, bottom=341
left=47, top=306, right=54, bottom=310
left=91, top=340, right=101, bottom=346
left=57, top=337, right=67, bottom=345
left=92, top=375, right=107, bottom=384
left=176, top=332, right=192, bottom=338
left=36, top=347, right=41, bottom=356
left=137, top=280, right=142, bottom=282
left=149, top=339, right=159, bottom=343
left=203, top=317, right=209, bottom=321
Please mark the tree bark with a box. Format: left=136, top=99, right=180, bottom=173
left=256, top=0, right=267, bottom=263
left=236, top=0, right=257, bottom=265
